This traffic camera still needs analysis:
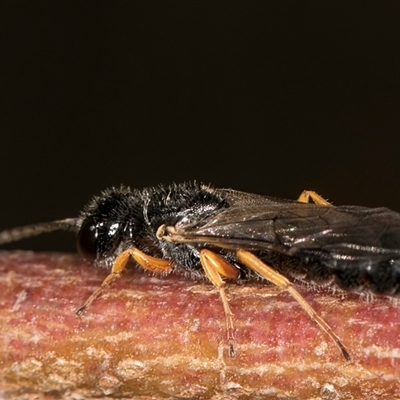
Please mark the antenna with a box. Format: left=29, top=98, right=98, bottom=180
left=0, top=218, right=79, bottom=245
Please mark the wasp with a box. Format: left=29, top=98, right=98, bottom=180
left=2, top=182, right=400, bottom=360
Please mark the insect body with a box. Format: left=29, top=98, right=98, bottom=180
left=1, top=182, right=400, bottom=360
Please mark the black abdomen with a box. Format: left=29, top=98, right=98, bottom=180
left=333, top=257, right=400, bottom=296
left=256, top=250, right=400, bottom=297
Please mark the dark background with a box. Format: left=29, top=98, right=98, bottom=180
left=1, top=1, right=400, bottom=253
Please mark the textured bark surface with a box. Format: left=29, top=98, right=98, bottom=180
left=0, top=251, right=399, bottom=399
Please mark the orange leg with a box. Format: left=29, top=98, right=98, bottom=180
left=237, top=250, right=350, bottom=360
left=297, top=190, right=332, bottom=206
left=200, top=249, right=240, bottom=358
left=76, top=248, right=172, bottom=315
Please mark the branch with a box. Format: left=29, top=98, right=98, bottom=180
left=0, top=251, right=399, bottom=399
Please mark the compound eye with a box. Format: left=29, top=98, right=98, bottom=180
left=77, top=217, right=98, bottom=261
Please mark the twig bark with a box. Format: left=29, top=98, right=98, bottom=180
left=0, top=251, right=399, bottom=399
